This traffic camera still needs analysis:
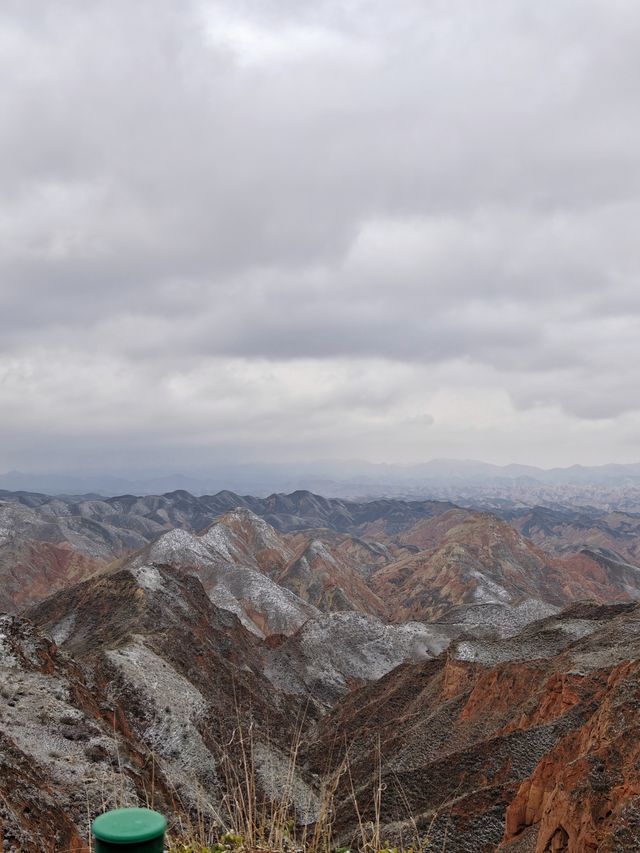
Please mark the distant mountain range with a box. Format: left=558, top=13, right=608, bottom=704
left=3, top=458, right=640, bottom=505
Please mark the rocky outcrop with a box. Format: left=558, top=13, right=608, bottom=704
left=500, top=608, right=640, bottom=852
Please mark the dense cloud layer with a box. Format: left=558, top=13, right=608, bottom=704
left=1, top=0, right=639, bottom=472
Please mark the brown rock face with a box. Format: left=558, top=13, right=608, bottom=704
left=276, top=534, right=389, bottom=617
left=301, top=603, right=640, bottom=853
left=501, top=656, right=640, bottom=852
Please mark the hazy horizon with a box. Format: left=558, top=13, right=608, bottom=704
left=4, top=456, right=640, bottom=502
left=2, top=1, right=640, bottom=473
left=5, top=455, right=640, bottom=478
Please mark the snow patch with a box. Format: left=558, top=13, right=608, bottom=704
left=131, top=564, right=165, bottom=592
left=469, top=569, right=512, bottom=604
left=49, top=614, right=76, bottom=646
left=107, top=638, right=216, bottom=789
left=209, top=567, right=319, bottom=635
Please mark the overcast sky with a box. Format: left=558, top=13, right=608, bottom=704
left=1, top=0, right=640, bottom=474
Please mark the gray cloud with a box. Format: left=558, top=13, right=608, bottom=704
left=1, top=0, right=640, bottom=472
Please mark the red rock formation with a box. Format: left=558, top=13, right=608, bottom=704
left=0, top=541, right=104, bottom=610
left=371, top=513, right=640, bottom=621
left=277, top=535, right=388, bottom=616
left=304, top=603, right=640, bottom=852
left=501, top=658, right=640, bottom=851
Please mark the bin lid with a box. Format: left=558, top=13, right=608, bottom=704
left=92, top=807, right=167, bottom=843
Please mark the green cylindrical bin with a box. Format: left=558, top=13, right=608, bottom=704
left=92, top=807, right=167, bottom=852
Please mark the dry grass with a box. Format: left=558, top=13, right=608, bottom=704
left=163, top=720, right=439, bottom=853
left=92, top=696, right=445, bottom=853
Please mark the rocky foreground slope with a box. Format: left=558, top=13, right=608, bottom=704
left=3, top=570, right=640, bottom=851
left=1, top=565, right=306, bottom=851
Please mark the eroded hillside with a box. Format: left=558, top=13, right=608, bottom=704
left=2, top=490, right=640, bottom=850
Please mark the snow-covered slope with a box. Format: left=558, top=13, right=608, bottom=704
left=128, top=510, right=317, bottom=636
left=265, top=612, right=453, bottom=703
